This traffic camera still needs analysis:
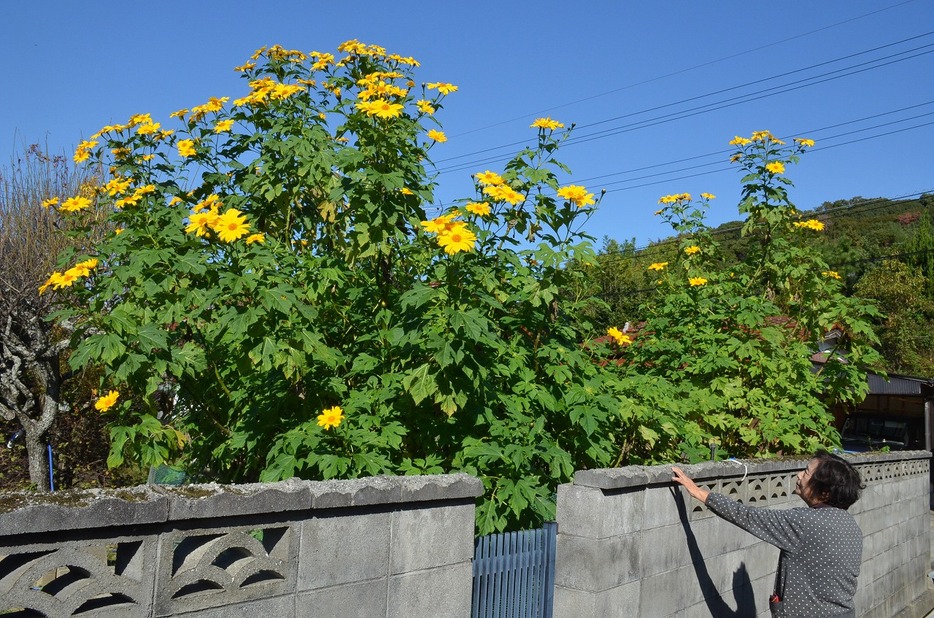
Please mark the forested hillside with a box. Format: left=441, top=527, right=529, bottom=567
left=590, top=193, right=934, bottom=376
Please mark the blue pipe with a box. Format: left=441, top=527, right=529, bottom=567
left=47, top=443, right=54, bottom=492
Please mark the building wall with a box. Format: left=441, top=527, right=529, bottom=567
left=0, top=474, right=482, bottom=618
left=554, top=451, right=933, bottom=618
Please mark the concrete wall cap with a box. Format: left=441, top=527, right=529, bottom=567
left=571, top=450, right=931, bottom=491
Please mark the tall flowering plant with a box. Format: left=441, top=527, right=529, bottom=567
left=47, top=41, right=615, bottom=532
left=607, top=132, right=882, bottom=462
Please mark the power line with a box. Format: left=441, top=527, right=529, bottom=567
left=436, top=39, right=934, bottom=175
left=449, top=1, right=921, bottom=138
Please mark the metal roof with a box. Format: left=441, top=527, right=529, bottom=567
left=867, top=373, right=934, bottom=397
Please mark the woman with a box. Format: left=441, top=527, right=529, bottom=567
left=672, top=450, right=864, bottom=617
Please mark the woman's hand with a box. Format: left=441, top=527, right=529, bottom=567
left=672, top=466, right=710, bottom=504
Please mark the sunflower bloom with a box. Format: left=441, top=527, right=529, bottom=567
left=178, top=139, right=197, bottom=158
left=689, top=277, right=708, bottom=287
left=607, top=327, right=632, bottom=346
left=729, top=136, right=752, bottom=146
left=700, top=193, right=716, bottom=200
left=426, top=82, right=458, bottom=95
left=427, top=129, right=447, bottom=143
left=42, top=197, right=59, bottom=209
left=73, top=140, right=97, bottom=163
left=437, top=224, right=477, bottom=255
left=483, top=184, right=525, bottom=205
left=475, top=170, right=505, bottom=186
left=186, top=210, right=220, bottom=237
left=793, top=219, right=825, bottom=232
left=794, top=137, right=816, bottom=148
left=317, top=405, right=344, bottom=430
left=61, top=196, right=92, bottom=212
left=556, top=185, right=595, bottom=208
left=416, top=100, right=435, bottom=114
left=684, top=246, right=701, bottom=256
left=421, top=213, right=459, bottom=234
left=212, top=208, right=251, bottom=242
left=39, top=272, right=65, bottom=294
left=94, top=390, right=120, bottom=412
left=765, top=161, right=785, bottom=174
left=245, top=233, right=265, bottom=245
left=465, top=201, right=491, bottom=217
left=531, top=117, right=564, bottom=130
left=822, top=270, right=842, bottom=279
left=648, top=262, right=668, bottom=271
left=214, top=119, right=235, bottom=133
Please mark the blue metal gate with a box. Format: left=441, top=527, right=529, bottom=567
left=471, top=522, right=557, bottom=618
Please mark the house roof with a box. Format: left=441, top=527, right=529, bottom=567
left=866, top=372, right=934, bottom=398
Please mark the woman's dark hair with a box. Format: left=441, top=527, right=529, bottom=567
left=809, top=450, right=864, bottom=509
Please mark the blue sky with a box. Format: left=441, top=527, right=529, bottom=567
left=2, top=1, right=932, bottom=247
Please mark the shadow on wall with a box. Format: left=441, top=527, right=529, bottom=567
left=673, top=488, right=758, bottom=617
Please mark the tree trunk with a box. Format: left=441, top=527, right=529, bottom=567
left=24, top=433, right=50, bottom=491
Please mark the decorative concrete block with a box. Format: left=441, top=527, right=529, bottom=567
left=389, top=504, right=474, bottom=573
left=297, top=512, right=390, bottom=590
left=387, top=562, right=471, bottom=618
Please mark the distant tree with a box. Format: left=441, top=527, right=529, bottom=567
left=855, top=260, right=934, bottom=376
left=0, top=144, right=103, bottom=490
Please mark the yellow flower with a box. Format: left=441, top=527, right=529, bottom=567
left=700, top=193, right=716, bottom=200
left=214, top=119, right=235, bottom=133
left=168, top=196, right=184, bottom=206
left=170, top=108, right=189, bottom=119
left=530, top=117, right=564, bottom=130
left=483, top=184, right=525, bottom=205
left=39, top=272, right=64, bottom=294
left=658, top=194, right=678, bottom=204
left=185, top=210, right=220, bottom=237
left=730, top=153, right=742, bottom=163
left=61, top=196, right=92, bottom=212
left=475, top=170, right=505, bottom=186
left=114, top=228, right=124, bottom=235
left=794, top=137, right=816, bottom=148
left=73, top=140, right=97, bottom=163
left=94, top=390, right=120, bottom=412
left=356, top=99, right=404, bottom=119
left=822, top=270, right=842, bottom=279
left=765, top=161, right=785, bottom=174
left=465, top=201, right=491, bottom=217
left=689, top=277, right=708, bottom=287
left=42, top=197, right=59, bottom=209
left=128, top=113, right=153, bottom=127
left=427, top=129, right=447, bottom=143
left=416, top=100, right=435, bottom=114
left=70, top=258, right=99, bottom=277
left=793, top=219, right=825, bottom=232
left=194, top=194, right=222, bottom=212
left=647, top=262, right=668, bottom=271
left=212, top=208, right=251, bottom=242
left=729, top=136, right=752, bottom=146
left=245, top=233, right=265, bottom=245
left=136, top=122, right=161, bottom=135
left=751, top=130, right=777, bottom=142
left=684, top=245, right=701, bottom=256
left=437, top=224, right=477, bottom=255
left=421, top=213, right=459, bottom=234
left=556, top=185, right=595, bottom=208
left=426, top=82, right=458, bottom=95
left=400, top=187, right=414, bottom=196
left=178, top=139, right=197, bottom=158
left=607, top=327, right=632, bottom=346
left=317, top=405, right=344, bottom=430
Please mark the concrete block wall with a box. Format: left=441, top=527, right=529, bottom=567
left=554, top=451, right=933, bottom=618
left=0, top=474, right=482, bottom=617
